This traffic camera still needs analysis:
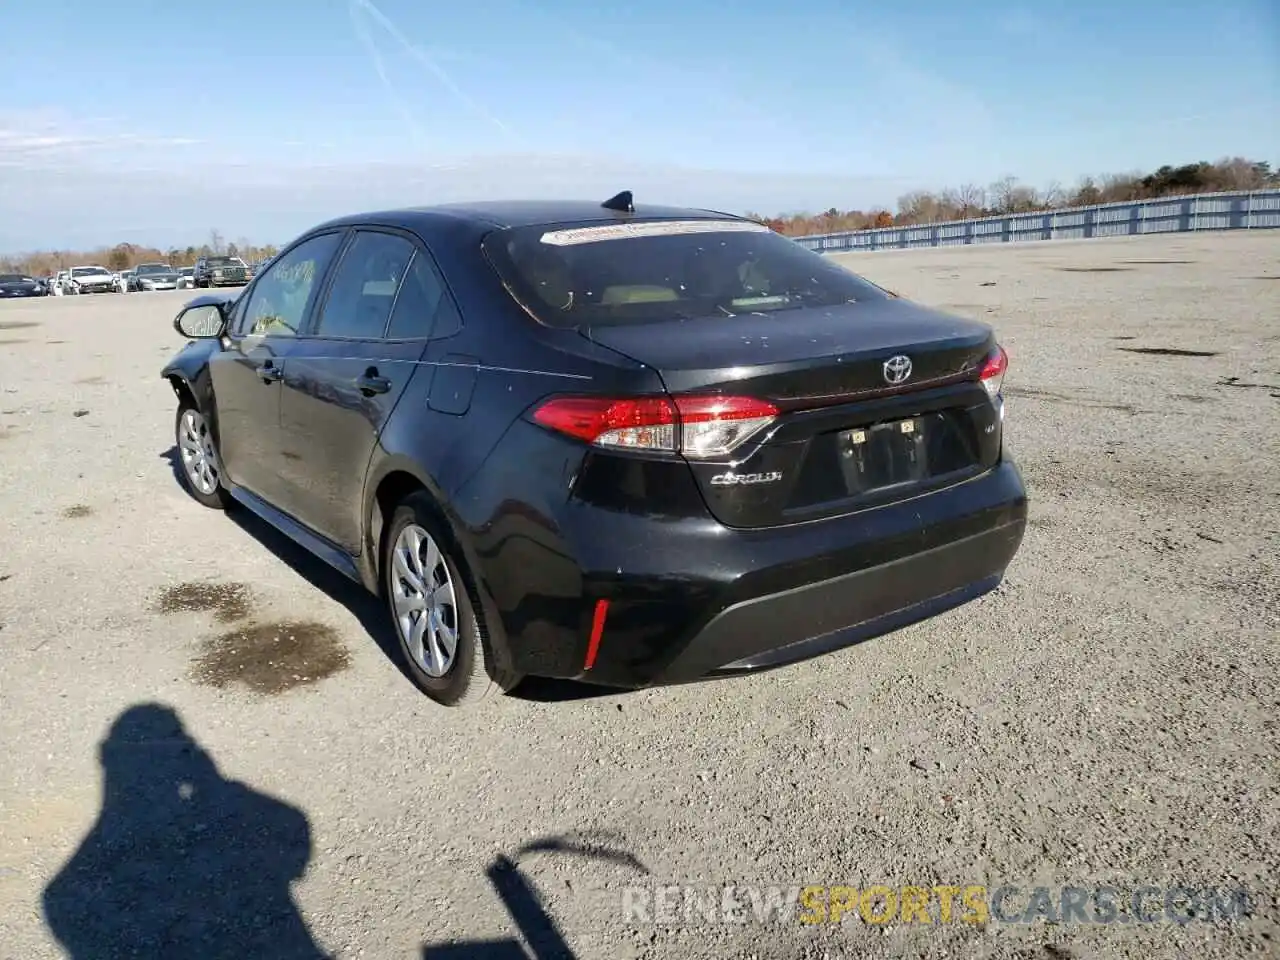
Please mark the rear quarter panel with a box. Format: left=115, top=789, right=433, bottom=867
left=371, top=218, right=662, bottom=520
left=366, top=227, right=667, bottom=660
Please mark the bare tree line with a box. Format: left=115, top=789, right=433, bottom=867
left=750, top=156, right=1278, bottom=238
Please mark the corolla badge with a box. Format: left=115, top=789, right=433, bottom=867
left=883, top=354, right=913, bottom=385
left=710, top=471, right=783, bottom=487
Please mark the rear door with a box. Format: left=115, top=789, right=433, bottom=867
left=207, top=231, right=345, bottom=504
left=278, top=227, right=447, bottom=551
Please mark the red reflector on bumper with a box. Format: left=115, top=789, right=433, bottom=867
left=584, top=599, right=610, bottom=670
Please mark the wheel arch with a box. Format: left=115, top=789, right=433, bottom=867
left=162, top=340, right=221, bottom=429
left=364, top=458, right=515, bottom=675
left=166, top=372, right=198, bottom=410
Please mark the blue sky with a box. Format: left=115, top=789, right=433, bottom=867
left=1, top=0, right=1276, bottom=251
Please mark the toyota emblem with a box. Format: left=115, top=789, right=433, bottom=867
left=883, top=355, right=913, bottom=385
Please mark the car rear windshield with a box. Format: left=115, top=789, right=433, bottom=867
left=137, top=263, right=171, bottom=273
left=206, top=257, right=238, bottom=267
left=481, top=218, right=891, bottom=327
left=72, top=267, right=108, bottom=276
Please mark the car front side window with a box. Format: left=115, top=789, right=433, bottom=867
left=238, top=233, right=343, bottom=339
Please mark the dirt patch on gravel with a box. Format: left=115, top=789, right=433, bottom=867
left=1003, top=385, right=1137, bottom=414
left=191, top=621, right=351, bottom=695
left=154, top=581, right=252, bottom=624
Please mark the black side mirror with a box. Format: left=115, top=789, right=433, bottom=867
left=174, top=302, right=228, bottom=339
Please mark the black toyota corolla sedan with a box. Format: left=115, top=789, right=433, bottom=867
left=161, top=194, right=1027, bottom=707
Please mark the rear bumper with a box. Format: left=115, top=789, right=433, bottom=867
left=493, top=457, right=1027, bottom=688
left=654, top=518, right=1019, bottom=685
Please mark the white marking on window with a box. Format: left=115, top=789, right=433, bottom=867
left=539, top=219, right=771, bottom=246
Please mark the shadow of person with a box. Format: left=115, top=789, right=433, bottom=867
left=421, top=832, right=649, bottom=959
left=42, top=703, right=332, bottom=960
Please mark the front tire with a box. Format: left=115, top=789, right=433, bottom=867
left=175, top=403, right=231, bottom=509
left=382, top=493, right=520, bottom=707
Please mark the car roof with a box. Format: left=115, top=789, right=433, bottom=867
left=310, top=198, right=750, bottom=235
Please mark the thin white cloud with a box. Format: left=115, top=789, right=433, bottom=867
left=348, top=0, right=524, bottom=147
left=0, top=116, right=203, bottom=168
left=348, top=0, right=430, bottom=150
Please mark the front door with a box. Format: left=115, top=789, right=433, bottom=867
left=208, top=231, right=345, bottom=505
left=279, top=229, right=450, bottom=552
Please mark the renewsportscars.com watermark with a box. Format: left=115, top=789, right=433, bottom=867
left=620, top=884, right=1254, bottom=926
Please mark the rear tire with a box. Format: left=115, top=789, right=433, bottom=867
left=174, top=403, right=231, bottom=510
left=382, top=492, right=521, bottom=707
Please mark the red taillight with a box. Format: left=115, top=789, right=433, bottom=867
left=671, top=395, right=779, bottom=458
left=533, top=396, right=678, bottom=450
left=978, top=345, right=1008, bottom=400
left=532, top=394, right=779, bottom=458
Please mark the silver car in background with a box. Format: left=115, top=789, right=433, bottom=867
left=131, top=262, right=182, bottom=291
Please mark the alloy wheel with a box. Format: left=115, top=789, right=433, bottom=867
left=390, top=524, right=459, bottom=677
left=178, top=408, right=219, bottom=496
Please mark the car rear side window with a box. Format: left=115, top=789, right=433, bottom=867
left=313, top=231, right=416, bottom=340
left=482, top=219, right=891, bottom=327
left=239, top=232, right=343, bottom=338
left=384, top=252, right=447, bottom=340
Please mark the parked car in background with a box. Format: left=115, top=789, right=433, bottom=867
left=160, top=195, right=1027, bottom=708
left=0, top=273, right=48, bottom=297
left=192, top=255, right=249, bottom=288
left=67, top=265, right=115, bottom=294
left=176, top=267, right=196, bottom=290
left=51, top=270, right=76, bottom=295
left=114, top=269, right=136, bottom=293
left=132, top=262, right=182, bottom=291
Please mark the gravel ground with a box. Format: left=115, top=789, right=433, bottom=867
left=1, top=230, right=1277, bottom=960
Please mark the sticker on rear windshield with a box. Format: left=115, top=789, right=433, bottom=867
left=540, top=219, right=771, bottom=246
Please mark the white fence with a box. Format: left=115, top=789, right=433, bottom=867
left=790, top=189, right=1280, bottom=253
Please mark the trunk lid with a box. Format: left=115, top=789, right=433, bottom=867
left=581, top=299, right=1005, bottom=528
